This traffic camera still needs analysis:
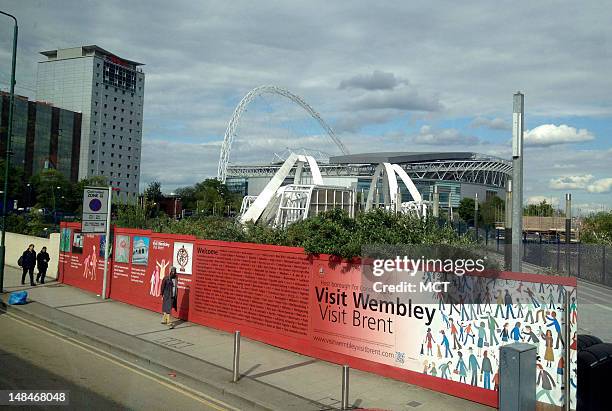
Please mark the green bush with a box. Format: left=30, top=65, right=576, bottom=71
left=114, top=207, right=472, bottom=259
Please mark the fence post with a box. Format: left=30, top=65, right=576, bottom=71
left=232, top=331, right=241, bottom=383
left=577, top=241, right=581, bottom=278
left=603, top=245, right=607, bottom=286
left=341, top=365, right=350, bottom=410
left=557, top=236, right=561, bottom=272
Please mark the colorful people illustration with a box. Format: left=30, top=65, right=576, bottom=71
left=541, top=329, right=555, bottom=367
left=481, top=350, right=493, bottom=390
left=511, top=322, right=522, bottom=342
left=425, top=328, right=435, bottom=356
left=536, top=361, right=556, bottom=403
left=485, top=313, right=499, bottom=345
left=504, top=289, right=516, bottom=320
left=473, top=321, right=487, bottom=356
left=556, top=356, right=564, bottom=383
left=468, top=348, right=479, bottom=386
left=455, top=351, right=467, bottom=383
left=546, top=311, right=564, bottom=349
left=440, top=361, right=452, bottom=380
left=440, top=330, right=453, bottom=358
left=522, top=325, right=540, bottom=344
left=500, top=323, right=509, bottom=342
left=449, top=318, right=461, bottom=350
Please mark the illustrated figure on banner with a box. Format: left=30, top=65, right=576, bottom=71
left=149, top=259, right=170, bottom=297
left=416, top=273, right=576, bottom=408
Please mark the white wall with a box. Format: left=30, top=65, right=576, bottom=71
left=5, top=232, right=60, bottom=279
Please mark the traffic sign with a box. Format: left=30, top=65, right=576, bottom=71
left=82, top=187, right=110, bottom=233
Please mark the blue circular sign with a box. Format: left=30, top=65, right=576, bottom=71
left=89, top=198, right=102, bottom=212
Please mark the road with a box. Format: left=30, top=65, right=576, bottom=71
left=577, top=279, right=612, bottom=342
left=0, top=311, right=239, bottom=411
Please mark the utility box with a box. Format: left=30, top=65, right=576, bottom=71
left=499, top=343, right=536, bottom=411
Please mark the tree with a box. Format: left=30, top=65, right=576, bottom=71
left=458, top=198, right=476, bottom=224
left=480, top=196, right=504, bottom=227
left=144, top=181, right=163, bottom=203
left=0, top=159, right=26, bottom=209
left=524, top=200, right=555, bottom=217
left=29, top=169, right=71, bottom=212
left=581, top=211, right=612, bottom=245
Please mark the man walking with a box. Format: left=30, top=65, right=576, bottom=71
left=21, top=244, right=37, bottom=286
left=36, top=246, right=50, bottom=284
left=160, top=267, right=178, bottom=328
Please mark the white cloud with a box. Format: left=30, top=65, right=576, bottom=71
left=470, top=117, right=510, bottom=130
left=413, top=125, right=480, bottom=145
left=549, top=174, right=594, bottom=190
left=587, top=178, right=612, bottom=193
left=524, top=124, right=595, bottom=146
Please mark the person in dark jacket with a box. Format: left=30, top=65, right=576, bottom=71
left=21, top=244, right=37, bottom=286
left=160, top=267, right=178, bottom=328
left=36, top=246, right=51, bottom=284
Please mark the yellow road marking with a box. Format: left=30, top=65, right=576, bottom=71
left=4, top=312, right=239, bottom=411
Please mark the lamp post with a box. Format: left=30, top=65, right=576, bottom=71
left=474, top=193, right=479, bottom=242
left=511, top=92, right=525, bottom=272
left=0, top=10, right=18, bottom=293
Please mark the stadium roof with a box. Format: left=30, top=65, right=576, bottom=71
left=329, top=152, right=478, bottom=164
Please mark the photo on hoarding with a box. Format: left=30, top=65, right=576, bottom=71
left=132, top=236, right=150, bottom=266
left=60, top=228, right=72, bottom=252
left=99, top=234, right=111, bottom=258
left=72, top=231, right=84, bottom=254
left=114, top=235, right=131, bottom=263
left=173, top=242, right=193, bottom=275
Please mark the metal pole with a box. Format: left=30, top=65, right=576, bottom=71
left=232, top=331, right=241, bottom=382
left=101, top=186, right=112, bottom=299
left=511, top=92, right=524, bottom=272
left=432, top=185, right=439, bottom=218
left=0, top=11, right=18, bottom=293
left=565, top=194, right=571, bottom=275
left=564, top=288, right=571, bottom=411
left=341, top=364, right=350, bottom=410
left=474, top=192, right=479, bottom=242
left=505, top=179, right=513, bottom=270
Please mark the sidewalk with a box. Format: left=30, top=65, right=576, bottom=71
left=1, top=266, right=493, bottom=411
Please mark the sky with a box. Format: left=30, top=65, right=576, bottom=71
left=0, top=0, right=611, bottom=213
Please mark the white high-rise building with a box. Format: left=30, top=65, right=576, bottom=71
left=36, top=45, right=145, bottom=200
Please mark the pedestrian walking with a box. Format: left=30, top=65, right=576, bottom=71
left=20, top=244, right=37, bottom=286
left=160, top=267, right=178, bottom=328
left=36, top=246, right=50, bottom=284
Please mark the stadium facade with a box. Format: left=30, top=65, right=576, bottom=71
left=226, top=151, right=512, bottom=208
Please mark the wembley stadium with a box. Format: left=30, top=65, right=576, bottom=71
left=226, top=151, right=512, bottom=209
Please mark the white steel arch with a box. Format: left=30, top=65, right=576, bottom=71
left=217, top=85, right=349, bottom=182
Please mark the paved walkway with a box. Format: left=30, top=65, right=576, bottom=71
left=1, top=266, right=492, bottom=411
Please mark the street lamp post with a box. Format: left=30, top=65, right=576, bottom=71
left=0, top=10, right=18, bottom=293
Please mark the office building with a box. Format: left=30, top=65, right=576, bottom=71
left=36, top=45, right=145, bottom=200
left=0, top=91, right=82, bottom=181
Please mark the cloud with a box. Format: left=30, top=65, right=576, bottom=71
left=525, top=124, right=595, bottom=146
left=470, top=116, right=511, bottom=130
left=333, top=110, right=398, bottom=133
left=339, top=70, right=402, bottom=90
left=412, top=125, right=480, bottom=145
left=349, top=86, right=441, bottom=111
left=549, top=174, right=594, bottom=190
left=587, top=178, right=612, bottom=193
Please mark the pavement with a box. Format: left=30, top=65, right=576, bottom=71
left=1, top=265, right=493, bottom=411
left=0, top=313, right=235, bottom=411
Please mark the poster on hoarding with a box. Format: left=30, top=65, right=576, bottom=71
left=173, top=242, right=193, bottom=275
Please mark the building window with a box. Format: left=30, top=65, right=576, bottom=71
left=105, top=85, right=108, bottom=90
left=91, top=160, right=94, bottom=164
left=102, top=142, right=105, bottom=146
left=91, top=150, right=95, bottom=155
